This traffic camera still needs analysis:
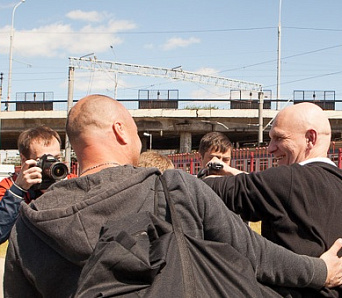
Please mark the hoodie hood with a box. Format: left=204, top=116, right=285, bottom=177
left=20, top=165, right=160, bottom=266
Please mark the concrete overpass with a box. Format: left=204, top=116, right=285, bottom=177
left=1, top=108, right=342, bottom=153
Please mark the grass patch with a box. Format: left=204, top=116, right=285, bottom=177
left=249, top=221, right=261, bottom=234
left=0, top=242, right=8, bottom=258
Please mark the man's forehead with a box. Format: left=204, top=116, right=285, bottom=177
left=270, top=125, right=282, bottom=135
left=208, top=149, right=231, bottom=156
left=29, top=139, right=61, bottom=157
left=30, top=138, right=58, bottom=148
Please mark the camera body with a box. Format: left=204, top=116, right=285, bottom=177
left=197, top=162, right=223, bottom=179
left=207, top=162, right=223, bottom=171
left=31, top=154, right=68, bottom=190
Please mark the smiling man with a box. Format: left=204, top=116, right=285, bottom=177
left=204, top=102, right=342, bottom=297
left=268, top=102, right=331, bottom=166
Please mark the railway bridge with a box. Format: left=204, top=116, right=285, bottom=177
left=1, top=98, right=342, bottom=154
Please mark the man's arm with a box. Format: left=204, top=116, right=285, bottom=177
left=212, top=163, right=247, bottom=176
left=198, top=163, right=246, bottom=179
left=0, top=160, right=43, bottom=244
left=0, top=177, right=26, bottom=244
left=176, top=171, right=337, bottom=289
left=0, top=188, right=24, bottom=244
left=204, top=166, right=292, bottom=222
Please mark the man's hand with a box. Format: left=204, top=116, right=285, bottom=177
left=221, top=164, right=246, bottom=176
left=320, top=238, right=342, bottom=288
left=205, top=164, right=246, bottom=177
left=15, top=160, right=42, bottom=190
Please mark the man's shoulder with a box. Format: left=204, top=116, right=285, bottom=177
left=162, top=168, right=200, bottom=183
left=302, top=160, right=342, bottom=174
left=162, top=169, right=218, bottom=197
left=0, top=175, right=15, bottom=190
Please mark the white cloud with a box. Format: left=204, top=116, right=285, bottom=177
left=0, top=3, right=15, bottom=9
left=162, top=37, right=200, bottom=51
left=195, top=67, right=220, bottom=76
left=62, top=71, right=130, bottom=94
left=189, top=67, right=229, bottom=99
left=66, top=10, right=106, bottom=23
left=143, top=43, right=154, bottom=50
left=190, top=88, right=222, bottom=99
left=0, top=18, right=137, bottom=57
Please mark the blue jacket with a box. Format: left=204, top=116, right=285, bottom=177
left=0, top=177, right=40, bottom=244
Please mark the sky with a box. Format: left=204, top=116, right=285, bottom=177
left=1, top=0, right=342, bottom=106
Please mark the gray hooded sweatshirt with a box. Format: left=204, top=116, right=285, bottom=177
left=4, top=166, right=326, bottom=297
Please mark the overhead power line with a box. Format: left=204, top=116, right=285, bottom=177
left=219, top=43, right=342, bottom=74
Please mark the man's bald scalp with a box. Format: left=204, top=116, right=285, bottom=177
left=278, top=102, right=331, bottom=136
left=66, top=95, right=127, bottom=144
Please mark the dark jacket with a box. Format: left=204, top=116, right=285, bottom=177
left=4, top=166, right=326, bottom=298
left=0, top=175, right=41, bottom=244
left=205, top=161, right=342, bottom=297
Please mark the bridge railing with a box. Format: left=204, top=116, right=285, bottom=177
left=3, top=98, right=342, bottom=111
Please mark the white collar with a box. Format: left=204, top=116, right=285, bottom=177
left=299, top=157, right=336, bottom=167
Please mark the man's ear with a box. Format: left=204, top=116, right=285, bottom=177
left=305, top=129, right=317, bottom=149
left=112, top=121, right=128, bottom=144
left=19, top=153, right=27, bottom=165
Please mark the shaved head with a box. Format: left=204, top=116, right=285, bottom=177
left=67, top=95, right=132, bottom=144
left=66, top=94, right=142, bottom=170
left=275, top=102, right=331, bottom=137
left=268, top=102, right=331, bottom=165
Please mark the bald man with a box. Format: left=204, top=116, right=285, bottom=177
left=205, top=102, right=342, bottom=297
left=4, top=96, right=342, bottom=297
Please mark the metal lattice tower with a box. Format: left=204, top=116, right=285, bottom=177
left=69, top=57, right=262, bottom=91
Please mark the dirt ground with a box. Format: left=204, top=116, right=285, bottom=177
left=0, top=257, right=4, bottom=298
left=0, top=242, right=7, bottom=298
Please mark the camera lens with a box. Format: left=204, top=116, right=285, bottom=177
left=50, top=163, right=68, bottom=180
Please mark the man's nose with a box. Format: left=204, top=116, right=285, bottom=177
left=267, top=141, right=276, bottom=154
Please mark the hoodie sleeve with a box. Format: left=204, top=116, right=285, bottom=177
left=4, top=226, right=41, bottom=298
left=174, top=170, right=327, bottom=289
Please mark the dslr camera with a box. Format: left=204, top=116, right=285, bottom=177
left=197, top=162, right=223, bottom=179
left=31, top=154, right=68, bottom=190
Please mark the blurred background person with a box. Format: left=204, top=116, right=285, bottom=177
left=138, top=151, right=174, bottom=173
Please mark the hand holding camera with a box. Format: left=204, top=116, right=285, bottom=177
left=15, top=159, right=43, bottom=191
left=31, top=154, right=68, bottom=190
left=16, top=154, right=68, bottom=191
left=197, top=162, right=224, bottom=179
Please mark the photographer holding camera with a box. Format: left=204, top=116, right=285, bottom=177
left=197, top=132, right=247, bottom=178
left=197, top=132, right=233, bottom=178
left=0, top=125, right=76, bottom=244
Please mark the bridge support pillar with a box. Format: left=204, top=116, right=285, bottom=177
left=141, top=137, right=148, bottom=152
left=180, top=132, right=192, bottom=153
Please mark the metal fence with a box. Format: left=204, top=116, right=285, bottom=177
left=63, top=146, right=342, bottom=176
left=168, top=146, right=342, bottom=175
